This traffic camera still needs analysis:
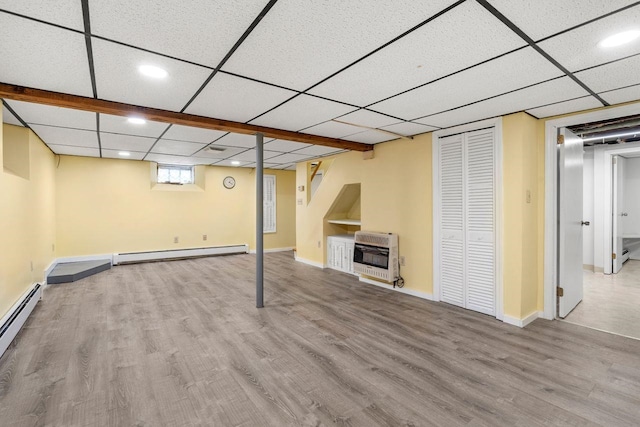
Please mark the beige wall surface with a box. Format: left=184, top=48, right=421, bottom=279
left=0, top=123, right=56, bottom=318
left=55, top=156, right=296, bottom=257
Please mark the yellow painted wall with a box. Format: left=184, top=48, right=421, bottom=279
left=502, top=113, right=540, bottom=319
left=55, top=155, right=295, bottom=257
left=361, top=135, right=432, bottom=294
left=296, top=151, right=362, bottom=264
left=0, top=122, right=56, bottom=318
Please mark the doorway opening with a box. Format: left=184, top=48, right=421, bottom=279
left=550, top=108, right=640, bottom=339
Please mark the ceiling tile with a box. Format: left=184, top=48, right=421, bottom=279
left=151, top=140, right=206, bottom=156
left=370, top=47, right=562, bottom=120
left=415, top=77, right=591, bottom=128
left=539, top=5, right=640, bottom=72
left=0, top=0, right=84, bottom=30
left=212, top=133, right=261, bottom=148
left=2, top=106, right=24, bottom=127
left=301, top=120, right=365, bottom=138
left=292, top=145, right=345, bottom=157
left=47, top=144, right=100, bottom=158
left=283, top=165, right=297, bottom=171
left=599, top=84, right=640, bottom=105
left=30, top=125, right=99, bottom=148
left=193, top=145, right=246, bottom=159
left=381, top=121, right=438, bottom=136
left=251, top=95, right=356, bottom=131
left=336, top=109, right=400, bottom=128
left=227, top=150, right=281, bottom=162
left=92, top=38, right=211, bottom=111
left=487, top=0, right=636, bottom=41
left=263, top=139, right=311, bottom=152
left=526, top=96, right=603, bottom=118
left=185, top=73, right=297, bottom=123
left=222, top=0, right=457, bottom=90
left=344, top=131, right=396, bottom=144
left=101, top=149, right=146, bottom=160
left=99, top=114, right=169, bottom=138
left=146, top=153, right=213, bottom=165
left=574, top=54, right=640, bottom=93
left=266, top=153, right=316, bottom=164
left=0, top=14, right=93, bottom=96
left=89, top=0, right=267, bottom=68
left=100, top=133, right=157, bottom=152
left=309, top=1, right=525, bottom=106
left=7, top=100, right=96, bottom=130
left=244, top=162, right=280, bottom=169
left=161, top=124, right=226, bottom=144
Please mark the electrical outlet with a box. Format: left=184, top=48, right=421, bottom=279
left=203, top=234, right=207, bottom=241
left=174, top=236, right=179, bottom=243
left=317, top=241, right=321, bottom=248
left=52, top=244, right=55, bottom=252
left=526, top=189, right=531, bottom=204
left=297, top=198, right=303, bottom=205
left=400, top=256, right=406, bottom=266
left=30, top=261, right=34, bottom=272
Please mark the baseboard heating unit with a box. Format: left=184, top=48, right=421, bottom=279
left=113, top=244, right=249, bottom=265
left=0, top=283, right=42, bottom=358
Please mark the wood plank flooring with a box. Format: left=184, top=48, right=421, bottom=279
left=564, top=260, right=640, bottom=340
left=1, top=252, right=640, bottom=426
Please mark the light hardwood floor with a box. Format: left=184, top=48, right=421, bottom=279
left=1, top=252, right=640, bottom=426
left=564, top=260, right=640, bottom=340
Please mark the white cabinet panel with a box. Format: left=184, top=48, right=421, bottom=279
left=327, top=235, right=356, bottom=275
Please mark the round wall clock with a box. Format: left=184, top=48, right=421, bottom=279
left=223, top=176, right=236, bottom=189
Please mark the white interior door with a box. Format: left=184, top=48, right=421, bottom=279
left=558, top=128, right=584, bottom=318
left=612, top=156, right=625, bottom=273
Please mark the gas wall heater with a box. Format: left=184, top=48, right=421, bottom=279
left=353, top=231, right=399, bottom=282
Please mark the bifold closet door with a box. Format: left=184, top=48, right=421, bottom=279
left=438, top=129, right=496, bottom=316
left=465, top=129, right=495, bottom=316
left=439, top=134, right=465, bottom=308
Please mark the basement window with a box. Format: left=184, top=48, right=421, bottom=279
left=157, top=164, right=194, bottom=185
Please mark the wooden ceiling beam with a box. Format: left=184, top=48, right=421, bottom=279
left=0, top=82, right=373, bottom=152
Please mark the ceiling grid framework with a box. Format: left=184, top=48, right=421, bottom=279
left=0, top=0, right=639, bottom=167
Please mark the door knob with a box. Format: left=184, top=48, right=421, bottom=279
left=581, top=221, right=590, bottom=226
left=621, top=212, right=628, bottom=217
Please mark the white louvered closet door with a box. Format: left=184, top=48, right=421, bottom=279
left=439, top=135, right=465, bottom=308
left=465, top=129, right=495, bottom=316
left=263, top=175, right=276, bottom=233
left=438, top=129, right=496, bottom=316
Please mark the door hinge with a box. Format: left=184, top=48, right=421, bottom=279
left=557, top=134, right=565, bottom=145
left=612, top=253, right=617, bottom=260
left=557, top=287, right=564, bottom=297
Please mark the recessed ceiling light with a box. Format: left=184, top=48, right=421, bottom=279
left=599, top=30, right=640, bottom=48
left=231, top=160, right=241, bottom=166
left=118, top=151, right=131, bottom=157
left=127, top=117, right=146, bottom=125
left=138, top=64, right=168, bottom=79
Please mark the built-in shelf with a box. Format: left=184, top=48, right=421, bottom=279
left=327, top=219, right=361, bottom=226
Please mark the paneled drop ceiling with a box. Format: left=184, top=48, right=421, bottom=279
left=1, top=0, right=640, bottom=168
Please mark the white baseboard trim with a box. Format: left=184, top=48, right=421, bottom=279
left=114, top=244, right=248, bottom=265
left=294, top=256, right=325, bottom=269
left=359, top=277, right=434, bottom=301
left=249, top=247, right=295, bottom=254
left=0, top=283, right=42, bottom=358
left=503, top=311, right=542, bottom=328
